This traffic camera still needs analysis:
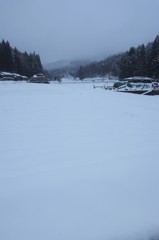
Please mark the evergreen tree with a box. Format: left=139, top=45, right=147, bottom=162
left=145, top=42, right=153, bottom=77
left=128, top=47, right=137, bottom=76
left=78, top=66, right=85, bottom=80
left=119, top=53, right=131, bottom=79
left=151, top=35, right=159, bottom=79
left=0, top=39, right=44, bottom=78
left=136, top=44, right=146, bottom=76
left=13, top=48, right=22, bottom=74
left=0, top=40, right=14, bottom=72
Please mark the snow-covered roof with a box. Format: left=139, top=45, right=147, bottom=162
left=125, top=76, right=154, bottom=81
left=0, top=72, right=14, bottom=76
left=0, top=72, right=28, bottom=80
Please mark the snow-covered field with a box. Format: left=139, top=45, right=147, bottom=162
left=0, top=81, right=159, bottom=240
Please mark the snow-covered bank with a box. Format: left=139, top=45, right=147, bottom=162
left=0, top=81, right=159, bottom=240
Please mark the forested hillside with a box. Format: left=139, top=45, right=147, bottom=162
left=0, top=39, right=43, bottom=77
left=2, top=35, right=159, bottom=80
left=76, top=35, right=159, bottom=80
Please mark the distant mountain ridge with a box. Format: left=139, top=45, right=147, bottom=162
left=44, top=59, right=92, bottom=71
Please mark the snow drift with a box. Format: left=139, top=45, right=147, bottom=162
left=0, top=81, right=159, bottom=240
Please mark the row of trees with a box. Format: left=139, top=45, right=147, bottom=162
left=76, top=35, right=159, bottom=80
left=0, top=40, right=43, bottom=77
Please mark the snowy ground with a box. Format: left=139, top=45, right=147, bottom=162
left=0, top=81, right=159, bottom=240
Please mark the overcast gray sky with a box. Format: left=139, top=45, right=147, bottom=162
left=0, top=0, right=159, bottom=64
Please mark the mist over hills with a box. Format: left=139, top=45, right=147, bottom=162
left=44, top=34, right=159, bottom=81
left=44, top=59, right=93, bottom=75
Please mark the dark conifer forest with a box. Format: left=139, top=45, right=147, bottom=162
left=0, top=39, right=43, bottom=77
left=76, top=35, right=159, bottom=80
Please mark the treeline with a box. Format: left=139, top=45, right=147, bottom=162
left=0, top=39, right=43, bottom=77
left=76, top=35, right=159, bottom=80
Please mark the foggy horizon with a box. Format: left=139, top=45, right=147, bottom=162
left=0, top=0, right=159, bottom=64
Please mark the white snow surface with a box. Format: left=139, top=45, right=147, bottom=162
left=0, top=81, right=159, bottom=240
